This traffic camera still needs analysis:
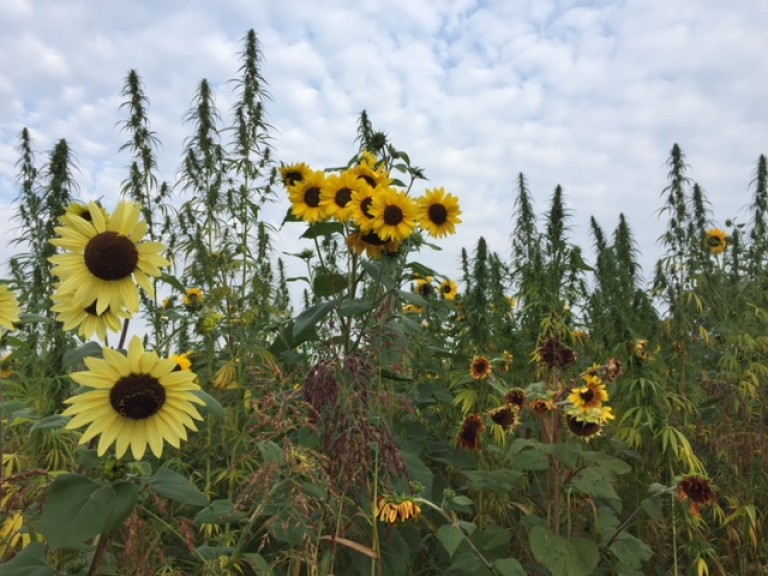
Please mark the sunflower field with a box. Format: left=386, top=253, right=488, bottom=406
left=1, top=30, right=767, bottom=576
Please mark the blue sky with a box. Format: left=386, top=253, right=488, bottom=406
left=0, top=0, right=765, bottom=291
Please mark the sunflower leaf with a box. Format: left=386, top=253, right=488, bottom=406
left=0, top=542, right=54, bottom=576
left=147, top=466, right=208, bottom=507
left=437, top=524, right=464, bottom=558
left=529, top=526, right=599, bottom=576
left=62, top=341, right=103, bottom=369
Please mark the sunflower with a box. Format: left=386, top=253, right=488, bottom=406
left=566, top=415, right=602, bottom=439
left=706, top=228, right=727, bottom=255
left=458, top=413, right=484, bottom=450
left=489, top=404, right=520, bottom=432
left=567, top=376, right=609, bottom=410
left=530, top=397, right=556, bottom=416
left=375, top=496, right=421, bottom=524
left=368, top=187, right=418, bottom=242
left=49, top=201, right=169, bottom=315
left=50, top=287, right=126, bottom=341
left=183, top=287, right=205, bottom=310
left=402, top=304, right=425, bottom=315
left=279, top=162, right=313, bottom=187
left=414, top=276, right=435, bottom=299
left=288, top=169, right=328, bottom=223
left=677, top=475, right=716, bottom=516
left=416, top=187, right=462, bottom=238
left=171, top=353, right=192, bottom=372
left=347, top=230, right=399, bottom=259
left=350, top=162, right=391, bottom=190
left=536, top=337, right=576, bottom=369
left=320, top=170, right=359, bottom=222
left=62, top=336, right=205, bottom=460
left=348, top=183, right=379, bottom=231
left=0, top=285, right=20, bottom=331
left=470, top=355, right=492, bottom=380
left=505, top=388, right=525, bottom=408
left=440, top=279, right=459, bottom=301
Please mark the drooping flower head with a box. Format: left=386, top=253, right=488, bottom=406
left=505, top=388, right=525, bottom=409
left=416, top=187, right=462, bottom=238
left=489, top=404, right=520, bottom=432
left=0, top=285, right=21, bottom=331
left=347, top=230, right=399, bottom=259
left=368, top=187, right=418, bottom=243
left=706, top=228, right=728, bottom=255
left=458, top=413, right=485, bottom=450
left=63, top=336, right=205, bottom=460
left=470, top=355, right=492, bottom=380
left=566, top=415, right=602, bottom=440
left=49, top=201, right=170, bottom=315
left=288, top=169, right=328, bottom=223
left=677, top=475, right=716, bottom=516
left=375, top=496, right=421, bottom=524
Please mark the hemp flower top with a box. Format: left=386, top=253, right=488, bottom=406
left=50, top=201, right=169, bottom=315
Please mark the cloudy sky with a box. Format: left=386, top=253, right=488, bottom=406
left=0, top=0, right=765, bottom=294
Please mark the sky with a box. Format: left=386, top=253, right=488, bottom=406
left=0, top=0, right=766, bottom=300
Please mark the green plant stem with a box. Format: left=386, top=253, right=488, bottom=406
left=117, top=318, right=131, bottom=349
left=86, top=531, right=113, bottom=576
left=603, top=485, right=676, bottom=549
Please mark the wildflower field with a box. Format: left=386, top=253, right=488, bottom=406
left=1, top=30, right=767, bottom=576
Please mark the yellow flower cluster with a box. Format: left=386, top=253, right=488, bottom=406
left=375, top=497, right=421, bottom=524
left=281, top=152, right=462, bottom=259
left=49, top=201, right=170, bottom=340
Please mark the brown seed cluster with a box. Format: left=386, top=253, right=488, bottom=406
left=537, top=338, right=576, bottom=369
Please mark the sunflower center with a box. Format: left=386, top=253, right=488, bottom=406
left=579, top=389, right=595, bottom=403
left=335, top=187, right=352, bottom=207
left=285, top=171, right=303, bottom=185
left=474, top=361, right=488, bottom=374
left=362, top=231, right=386, bottom=246
left=361, top=197, right=374, bottom=218
left=383, top=205, right=404, bottom=226
left=110, top=373, right=166, bottom=420
left=567, top=416, right=601, bottom=437
left=84, top=301, right=108, bottom=317
left=358, top=175, right=377, bottom=188
left=442, top=284, right=452, bottom=294
left=304, top=187, right=321, bottom=208
left=84, top=232, right=139, bottom=281
left=428, top=203, right=448, bottom=225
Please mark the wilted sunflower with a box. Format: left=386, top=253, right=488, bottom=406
left=470, top=355, right=492, bottom=380
left=505, top=388, right=525, bottom=408
left=288, top=169, right=328, bottom=223
left=677, top=475, right=716, bottom=516
left=566, top=415, right=602, bottom=440
left=49, top=201, right=169, bottom=315
left=320, top=170, right=358, bottom=222
left=458, top=413, right=485, bottom=450
left=440, top=279, right=459, bottom=301
left=536, top=338, right=576, bottom=369
left=0, top=285, right=21, bottom=331
left=706, top=228, right=727, bottom=255
left=63, top=336, right=205, bottom=460
left=50, top=287, right=125, bottom=341
left=375, top=496, right=421, bottom=524
left=530, top=397, right=557, bottom=416
left=416, top=187, right=462, bottom=238
left=279, top=162, right=312, bottom=187
left=490, top=404, right=520, bottom=432
left=367, top=187, right=418, bottom=242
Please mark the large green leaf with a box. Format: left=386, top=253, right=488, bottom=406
left=0, top=542, right=54, bottom=576
left=291, top=300, right=337, bottom=343
left=38, top=474, right=138, bottom=548
left=147, top=466, right=208, bottom=507
left=437, top=524, right=464, bottom=558
left=569, top=467, right=620, bottom=502
left=493, top=558, right=526, bottom=576
left=313, top=270, right=347, bottom=297
left=529, top=526, right=599, bottom=576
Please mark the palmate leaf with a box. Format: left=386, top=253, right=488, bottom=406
left=38, top=474, right=138, bottom=548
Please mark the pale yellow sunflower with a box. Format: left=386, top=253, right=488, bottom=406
left=50, top=287, right=126, bottom=341
left=319, top=170, right=359, bottom=222
left=0, top=285, right=21, bottom=331
left=416, top=187, right=462, bottom=238
left=60, top=201, right=109, bottom=227
left=49, top=201, right=169, bottom=315
left=279, top=162, right=313, bottom=188
left=63, top=336, right=205, bottom=460
left=440, top=279, right=459, bottom=301
left=706, top=228, right=727, bottom=255
left=288, top=169, right=328, bottom=223
left=368, top=187, right=418, bottom=242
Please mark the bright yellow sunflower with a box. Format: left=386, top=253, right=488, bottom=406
left=0, top=285, right=21, bottom=331
left=706, top=228, right=727, bottom=254
left=567, top=376, right=609, bottom=410
left=183, top=287, right=205, bottom=310
left=416, top=187, right=462, bottom=238
left=319, top=170, right=359, bottom=222
left=279, top=162, right=313, bottom=188
left=368, top=187, right=418, bottom=242
left=288, top=169, right=328, bottom=223
left=50, top=287, right=126, bottom=341
left=350, top=162, right=391, bottom=190
left=171, top=353, right=192, bottom=372
left=348, top=183, right=380, bottom=231
left=414, top=276, right=435, bottom=299
left=60, top=201, right=109, bottom=227
left=49, top=201, right=169, bottom=315
left=440, top=278, right=459, bottom=301
left=470, top=355, right=492, bottom=380
left=62, top=336, right=205, bottom=460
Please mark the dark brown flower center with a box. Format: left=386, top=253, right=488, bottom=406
left=383, top=205, right=404, bottom=226
left=84, top=301, right=109, bottom=317
left=285, top=171, right=303, bottom=186
left=473, top=360, right=488, bottom=375
left=110, top=373, right=166, bottom=420
left=304, top=187, right=321, bottom=208
left=362, top=231, right=386, bottom=246
left=84, top=232, right=139, bottom=281
left=358, top=174, right=377, bottom=188
left=491, top=406, right=517, bottom=429
left=442, top=283, right=452, bottom=294
left=361, top=197, right=374, bottom=219
left=418, top=282, right=433, bottom=298
left=567, top=416, right=600, bottom=437
left=335, top=187, right=352, bottom=207
left=579, top=388, right=595, bottom=403
left=428, top=203, right=448, bottom=225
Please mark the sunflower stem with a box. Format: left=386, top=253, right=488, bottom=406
left=117, top=318, right=130, bottom=349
